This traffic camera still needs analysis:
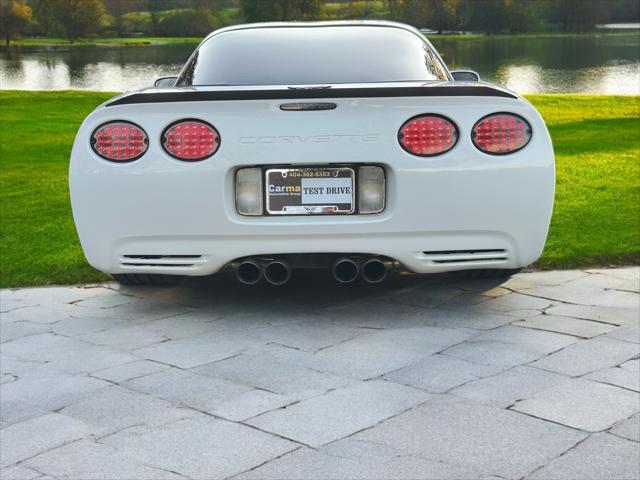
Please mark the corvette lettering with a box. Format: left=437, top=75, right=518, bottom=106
left=239, top=134, right=380, bottom=144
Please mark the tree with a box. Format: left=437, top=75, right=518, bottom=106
left=51, top=0, right=106, bottom=43
left=552, top=0, right=607, bottom=32
left=240, top=0, right=323, bottom=22
left=103, top=0, right=142, bottom=36
left=283, top=0, right=323, bottom=20
left=398, top=0, right=430, bottom=28
left=0, top=0, right=32, bottom=46
left=343, top=0, right=377, bottom=19
left=506, top=0, right=538, bottom=33
left=30, top=0, right=58, bottom=36
left=385, top=0, right=404, bottom=21
left=465, top=0, right=511, bottom=34
left=108, top=0, right=125, bottom=36
left=148, top=0, right=160, bottom=36
left=430, top=0, right=458, bottom=33
left=607, top=0, right=640, bottom=23
left=239, top=0, right=276, bottom=22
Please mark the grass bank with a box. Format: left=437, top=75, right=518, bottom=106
left=429, top=31, right=640, bottom=40
left=4, top=31, right=638, bottom=50
left=0, top=92, right=638, bottom=287
left=3, top=37, right=202, bottom=50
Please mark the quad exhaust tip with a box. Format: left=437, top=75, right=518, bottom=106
left=361, top=258, right=389, bottom=284
left=332, top=257, right=360, bottom=284
left=236, top=260, right=262, bottom=285
left=263, top=260, right=292, bottom=286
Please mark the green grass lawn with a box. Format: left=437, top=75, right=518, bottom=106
left=527, top=95, right=640, bottom=269
left=0, top=91, right=638, bottom=287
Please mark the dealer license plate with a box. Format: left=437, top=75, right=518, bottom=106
left=265, top=167, right=355, bottom=215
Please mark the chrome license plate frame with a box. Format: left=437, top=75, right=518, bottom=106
left=265, top=167, right=355, bottom=215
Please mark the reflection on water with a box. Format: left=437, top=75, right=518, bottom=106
left=1, top=35, right=638, bottom=94
left=0, top=44, right=191, bottom=92
left=430, top=34, right=640, bottom=94
left=491, top=63, right=640, bottom=94
left=1, top=58, right=186, bottom=91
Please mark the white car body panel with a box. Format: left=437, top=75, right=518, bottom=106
left=69, top=22, right=555, bottom=278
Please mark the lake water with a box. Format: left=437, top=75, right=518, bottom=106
left=1, top=34, right=638, bottom=94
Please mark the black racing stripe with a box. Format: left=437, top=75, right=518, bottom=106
left=106, top=85, right=517, bottom=106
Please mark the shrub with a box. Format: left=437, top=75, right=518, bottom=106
left=121, top=11, right=152, bottom=35
left=158, top=8, right=217, bottom=37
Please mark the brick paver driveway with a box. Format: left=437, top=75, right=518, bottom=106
left=1, top=268, right=639, bottom=480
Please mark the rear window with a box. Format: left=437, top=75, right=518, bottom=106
left=177, top=25, right=449, bottom=86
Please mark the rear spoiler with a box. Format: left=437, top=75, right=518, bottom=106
left=106, top=84, right=517, bottom=107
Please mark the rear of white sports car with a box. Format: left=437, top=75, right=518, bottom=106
left=69, top=21, right=555, bottom=286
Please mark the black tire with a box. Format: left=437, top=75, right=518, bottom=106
left=452, top=268, right=522, bottom=279
left=112, top=273, right=184, bottom=286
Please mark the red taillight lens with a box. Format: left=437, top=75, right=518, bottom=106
left=91, top=121, right=148, bottom=162
left=398, top=114, right=458, bottom=156
left=162, top=120, right=220, bottom=161
left=472, top=113, right=532, bottom=154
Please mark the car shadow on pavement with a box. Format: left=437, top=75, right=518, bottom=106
left=119, top=269, right=507, bottom=316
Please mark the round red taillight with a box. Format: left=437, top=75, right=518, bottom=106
left=91, top=121, right=148, bottom=162
left=162, top=120, right=220, bottom=161
left=472, top=113, right=532, bottom=155
left=398, top=114, right=458, bottom=156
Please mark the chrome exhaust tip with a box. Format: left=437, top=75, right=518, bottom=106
left=332, top=257, right=359, bottom=284
left=263, top=260, right=292, bottom=286
left=361, top=258, right=389, bottom=284
left=236, top=259, right=262, bottom=285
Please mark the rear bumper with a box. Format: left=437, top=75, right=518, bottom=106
left=109, top=231, right=522, bottom=275
left=70, top=158, right=554, bottom=276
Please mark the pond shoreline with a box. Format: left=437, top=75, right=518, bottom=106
left=2, top=31, right=638, bottom=53
left=0, top=37, right=202, bottom=53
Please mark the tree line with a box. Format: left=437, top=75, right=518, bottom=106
left=1, top=0, right=639, bottom=46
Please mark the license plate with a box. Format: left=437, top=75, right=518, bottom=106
left=265, top=167, right=355, bottom=215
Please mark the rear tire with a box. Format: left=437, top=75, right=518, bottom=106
left=452, top=268, right=522, bottom=279
left=112, top=273, right=184, bottom=286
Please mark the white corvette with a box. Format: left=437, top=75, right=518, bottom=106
left=69, top=21, right=555, bottom=286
